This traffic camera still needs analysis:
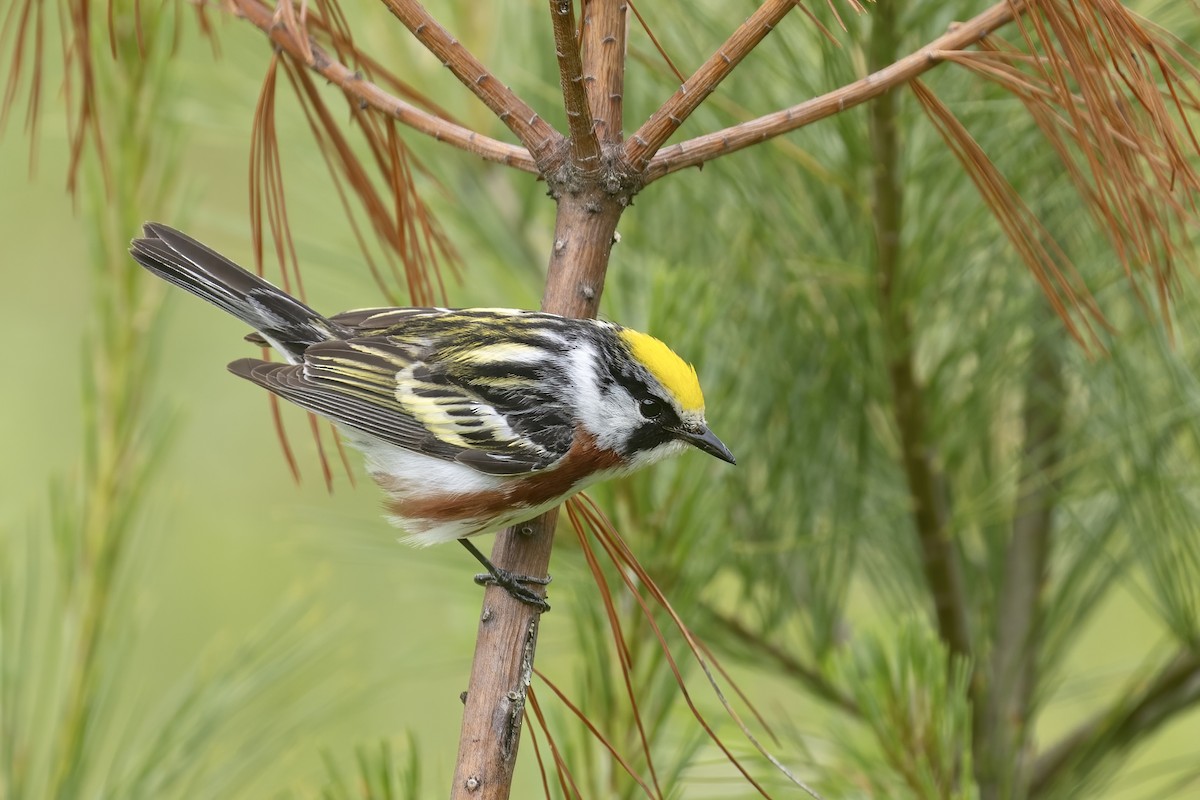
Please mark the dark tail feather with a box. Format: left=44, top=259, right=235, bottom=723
left=130, top=223, right=343, bottom=361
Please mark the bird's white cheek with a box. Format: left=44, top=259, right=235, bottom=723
left=568, top=344, right=637, bottom=451
left=592, top=405, right=641, bottom=453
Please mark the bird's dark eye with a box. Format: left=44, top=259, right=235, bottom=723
left=639, top=398, right=664, bottom=419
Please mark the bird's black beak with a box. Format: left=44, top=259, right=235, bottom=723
left=674, top=424, right=736, bottom=465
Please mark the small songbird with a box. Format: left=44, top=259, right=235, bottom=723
left=130, top=223, right=734, bottom=609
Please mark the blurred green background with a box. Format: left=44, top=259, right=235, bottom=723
left=3, top=0, right=1200, bottom=798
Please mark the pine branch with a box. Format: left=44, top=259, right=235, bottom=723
left=580, top=0, right=628, bottom=143
left=1029, top=649, right=1200, bottom=798
left=976, top=316, right=1064, bottom=800
left=450, top=514, right=555, bottom=800
left=232, top=0, right=537, bottom=172
left=548, top=0, right=601, bottom=167
left=644, top=0, right=1023, bottom=181
left=379, top=0, right=564, bottom=169
left=450, top=190, right=628, bottom=799
left=46, top=13, right=176, bottom=791
left=625, top=0, right=799, bottom=170
left=869, top=0, right=972, bottom=660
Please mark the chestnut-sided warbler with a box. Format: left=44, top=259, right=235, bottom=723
left=130, top=223, right=734, bottom=608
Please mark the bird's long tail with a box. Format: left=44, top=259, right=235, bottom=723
left=129, top=223, right=344, bottom=362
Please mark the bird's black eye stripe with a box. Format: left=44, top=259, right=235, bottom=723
left=625, top=422, right=675, bottom=455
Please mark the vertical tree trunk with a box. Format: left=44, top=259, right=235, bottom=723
left=449, top=3, right=632, bottom=793
left=449, top=188, right=624, bottom=799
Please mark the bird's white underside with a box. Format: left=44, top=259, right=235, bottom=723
left=340, top=424, right=686, bottom=546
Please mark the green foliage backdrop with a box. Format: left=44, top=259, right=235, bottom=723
left=2, top=0, right=1199, bottom=797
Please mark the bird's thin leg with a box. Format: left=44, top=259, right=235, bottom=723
left=458, top=538, right=551, bottom=612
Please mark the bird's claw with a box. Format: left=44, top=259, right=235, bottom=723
left=474, top=568, right=552, bottom=612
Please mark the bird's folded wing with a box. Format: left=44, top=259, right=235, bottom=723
left=327, top=307, right=445, bottom=331
left=229, top=337, right=569, bottom=475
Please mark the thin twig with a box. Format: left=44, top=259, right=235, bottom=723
left=232, top=0, right=538, bottom=173
left=625, top=0, right=798, bottom=169
left=379, top=0, right=563, bottom=168
left=580, top=0, right=628, bottom=143
left=548, top=0, right=600, bottom=166
left=644, top=0, right=1024, bottom=181
left=1029, top=650, right=1200, bottom=798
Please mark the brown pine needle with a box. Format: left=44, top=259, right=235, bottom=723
left=832, top=0, right=865, bottom=18
left=572, top=495, right=777, bottom=742
left=626, top=0, right=685, bottom=85
left=795, top=3, right=840, bottom=48
left=526, top=687, right=585, bottom=799
left=911, top=79, right=1105, bottom=351
left=963, top=0, right=1200, bottom=335
left=62, top=0, right=109, bottom=196
left=191, top=2, right=221, bottom=57
left=574, top=497, right=804, bottom=796
left=307, top=0, right=456, bottom=122
left=330, top=423, right=356, bottom=487
left=0, top=0, right=46, bottom=173
left=566, top=501, right=664, bottom=798
left=243, top=0, right=464, bottom=482
left=267, top=386, right=302, bottom=483
left=993, top=0, right=1200, bottom=331
left=234, top=0, right=537, bottom=171
left=280, top=57, right=452, bottom=306
left=307, top=410, right=335, bottom=492
left=250, top=47, right=454, bottom=481
left=249, top=58, right=315, bottom=483
left=533, top=668, right=661, bottom=799
left=523, top=709, right=555, bottom=800
left=569, top=495, right=822, bottom=799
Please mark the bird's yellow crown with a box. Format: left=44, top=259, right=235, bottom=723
left=620, top=329, right=705, bottom=413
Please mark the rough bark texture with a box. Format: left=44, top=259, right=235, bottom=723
left=581, top=0, right=627, bottom=144
left=447, top=5, right=639, bottom=792
left=448, top=186, right=627, bottom=799
left=449, top=511, right=557, bottom=799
